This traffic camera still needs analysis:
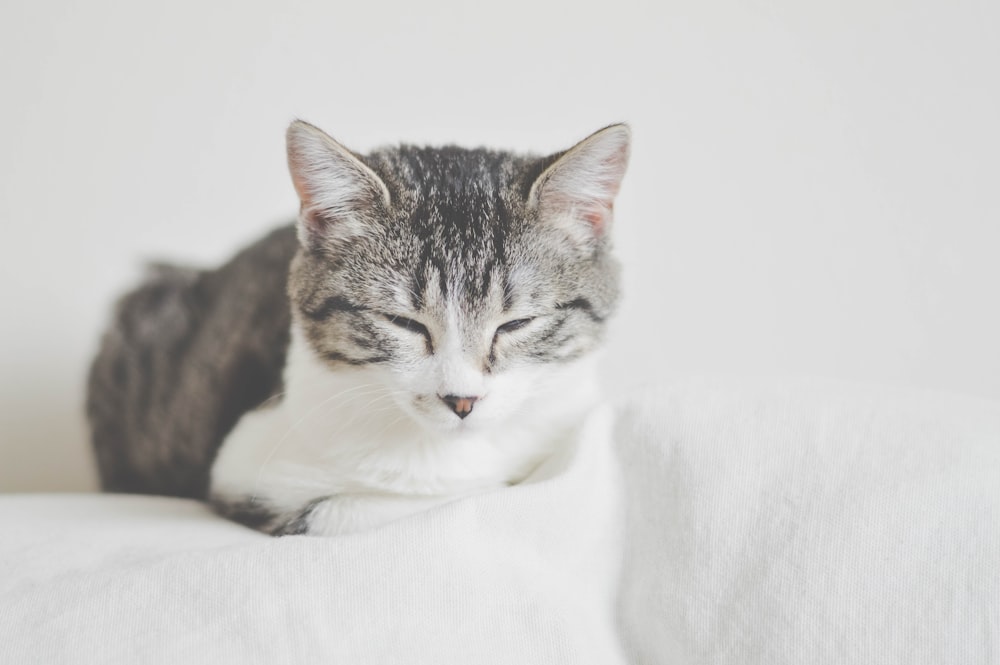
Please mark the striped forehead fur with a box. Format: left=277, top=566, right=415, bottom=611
left=286, top=122, right=629, bottom=370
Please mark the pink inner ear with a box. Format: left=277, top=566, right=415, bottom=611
left=301, top=204, right=329, bottom=235
left=580, top=200, right=616, bottom=236
left=582, top=208, right=607, bottom=234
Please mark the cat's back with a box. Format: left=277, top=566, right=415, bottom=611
left=87, top=225, right=299, bottom=499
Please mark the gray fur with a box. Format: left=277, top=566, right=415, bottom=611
left=214, top=496, right=326, bottom=536
left=88, top=124, right=627, bottom=506
left=88, top=227, right=297, bottom=498
left=291, top=141, right=621, bottom=374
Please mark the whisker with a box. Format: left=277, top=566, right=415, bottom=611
left=250, top=382, right=385, bottom=499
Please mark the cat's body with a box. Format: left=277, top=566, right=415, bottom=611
left=88, top=121, right=630, bottom=536
left=88, top=226, right=298, bottom=499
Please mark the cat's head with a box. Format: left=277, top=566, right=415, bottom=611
left=285, top=120, right=629, bottom=434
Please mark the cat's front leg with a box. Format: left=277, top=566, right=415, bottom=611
left=297, top=493, right=461, bottom=536
left=212, top=492, right=459, bottom=536
left=211, top=495, right=328, bottom=536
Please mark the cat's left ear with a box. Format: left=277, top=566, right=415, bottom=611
left=529, top=123, right=631, bottom=244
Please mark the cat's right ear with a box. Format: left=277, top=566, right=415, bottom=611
left=286, top=120, right=391, bottom=251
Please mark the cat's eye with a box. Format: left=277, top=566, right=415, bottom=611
left=496, top=318, right=534, bottom=334
left=386, top=314, right=431, bottom=339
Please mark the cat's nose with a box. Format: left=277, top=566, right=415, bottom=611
left=440, top=394, right=479, bottom=419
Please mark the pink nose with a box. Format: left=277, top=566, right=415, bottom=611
left=440, top=395, right=479, bottom=419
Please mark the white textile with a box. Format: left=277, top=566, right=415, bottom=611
left=1, top=380, right=998, bottom=664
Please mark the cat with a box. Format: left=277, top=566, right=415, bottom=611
left=87, top=120, right=630, bottom=536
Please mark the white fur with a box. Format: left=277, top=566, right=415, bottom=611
left=211, top=322, right=602, bottom=535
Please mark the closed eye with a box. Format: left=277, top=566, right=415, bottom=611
left=496, top=318, right=534, bottom=334
left=385, top=314, right=432, bottom=343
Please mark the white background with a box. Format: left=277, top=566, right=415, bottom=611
left=1, top=0, right=998, bottom=492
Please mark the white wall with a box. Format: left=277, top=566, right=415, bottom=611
left=2, top=0, right=998, bottom=492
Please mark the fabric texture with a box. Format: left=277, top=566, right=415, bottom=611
left=1, top=379, right=998, bottom=664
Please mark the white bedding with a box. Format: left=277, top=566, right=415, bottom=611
left=2, top=379, right=998, bottom=664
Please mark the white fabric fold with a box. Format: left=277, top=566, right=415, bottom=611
left=1, top=380, right=998, bottom=664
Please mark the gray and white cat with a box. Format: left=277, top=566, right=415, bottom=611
left=87, top=120, right=630, bottom=536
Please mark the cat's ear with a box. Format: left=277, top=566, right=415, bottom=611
left=528, top=124, right=630, bottom=245
left=286, top=120, right=391, bottom=251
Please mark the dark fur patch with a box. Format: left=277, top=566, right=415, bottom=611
left=556, top=298, right=605, bottom=323
left=302, top=296, right=365, bottom=321
left=213, top=496, right=328, bottom=536
left=87, top=226, right=298, bottom=499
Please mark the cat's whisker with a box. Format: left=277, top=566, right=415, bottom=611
left=369, top=412, right=408, bottom=441
left=306, top=386, right=406, bottom=431
left=256, top=372, right=388, bottom=410
left=250, top=382, right=388, bottom=499
left=330, top=401, right=411, bottom=441
left=306, top=404, right=410, bottom=465
left=256, top=384, right=415, bottom=485
left=290, top=389, right=390, bottom=425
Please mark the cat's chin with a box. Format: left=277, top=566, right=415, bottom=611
left=407, top=406, right=489, bottom=437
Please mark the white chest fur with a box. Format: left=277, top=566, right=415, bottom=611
left=211, top=326, right=601, bottom=534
